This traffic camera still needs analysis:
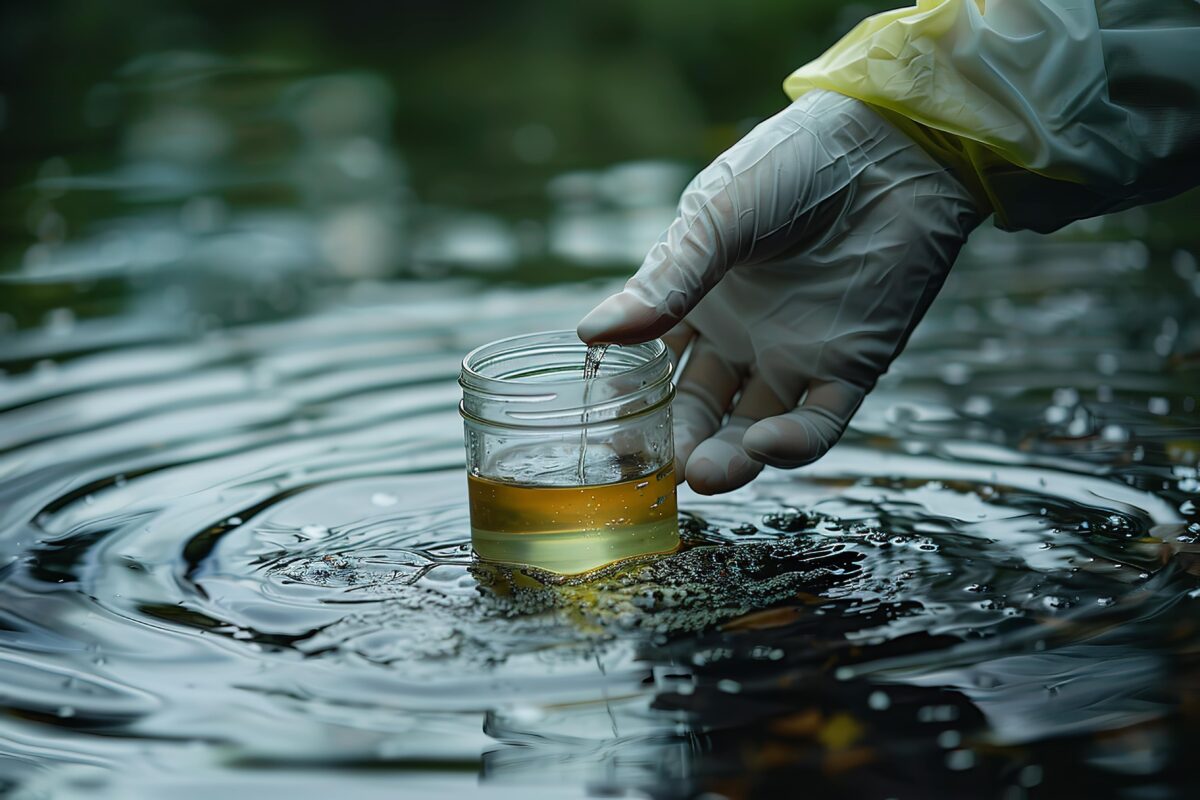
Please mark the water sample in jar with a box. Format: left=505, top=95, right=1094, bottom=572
left=460, top=331, right=679, bottom=575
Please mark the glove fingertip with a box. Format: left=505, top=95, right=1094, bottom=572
left=742, top=421, right=783, bottom=465
left=743, top=417, right=833, bottom=469
left=576, top=292, right=663, bottom=345
left=684, top=438, right=763, bottom=495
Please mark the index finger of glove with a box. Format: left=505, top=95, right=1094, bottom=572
left=577, top=174, right=738, bottom=345
left=661, top=320, right=696, bottom=370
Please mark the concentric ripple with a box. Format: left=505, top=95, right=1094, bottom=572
left=3, top=232, right=1200, bottom=799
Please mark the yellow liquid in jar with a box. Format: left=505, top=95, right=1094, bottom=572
left=468, top=463, right=679, bottom=575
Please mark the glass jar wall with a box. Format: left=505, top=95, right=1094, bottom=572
left=459, top=331, right=678, bottom=574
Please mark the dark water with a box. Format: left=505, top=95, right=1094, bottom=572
left=4, top=58, right=1200, bottom=800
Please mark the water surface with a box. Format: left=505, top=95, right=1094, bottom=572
left=3, top=56, right=1200, bottom=800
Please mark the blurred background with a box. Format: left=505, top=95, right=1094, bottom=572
left=1, top=0, right=896, bottom=332
left=3, top=0, right=1198, bottom=332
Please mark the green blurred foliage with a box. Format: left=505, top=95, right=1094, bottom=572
left=1, top=0, right=1196, bottom=273
left=0, top=0, right=888, bottom=201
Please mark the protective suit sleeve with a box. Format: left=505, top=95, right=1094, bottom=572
left=783, top=0, right=1200, bottom=232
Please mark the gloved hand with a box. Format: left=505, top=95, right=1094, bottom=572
left=577, top=90, right=981, bottom=494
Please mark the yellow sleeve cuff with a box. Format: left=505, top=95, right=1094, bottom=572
left=782, top=0, right=1119, bottom=231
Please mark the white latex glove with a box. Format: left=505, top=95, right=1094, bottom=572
left=577, top=90, right=981, bottom=494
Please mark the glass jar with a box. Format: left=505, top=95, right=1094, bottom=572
left=459, top=330, right=679, bottom=575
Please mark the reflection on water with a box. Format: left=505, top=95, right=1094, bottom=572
left=3, top=54, right=1200, bottom=800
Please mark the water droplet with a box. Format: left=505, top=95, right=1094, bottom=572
left=371, top=492, right=398, bottom=507
left=1052, top=388, right=1079, bottom=406
left=762, top=510, right=810, bottom=532
left=937, top=730, right=962, bottom=749
left=1044, top=405, right=1069, bottom=424
left=917, top=705, right=959, bottom=723
left=940, top=362, right=970, bottom=385
left=868, top=691, right=890, bottom=711
left=44, top=307, right=76, bottom=336
left=962, top=395, right=992, bottom=415
left=1018, top=764, right=1043, bottom=788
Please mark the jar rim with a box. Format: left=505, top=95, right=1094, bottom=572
left=460, top=329, right=668, bottom=391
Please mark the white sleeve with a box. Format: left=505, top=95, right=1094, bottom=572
left=784, top=0, right=1200, bottom=232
